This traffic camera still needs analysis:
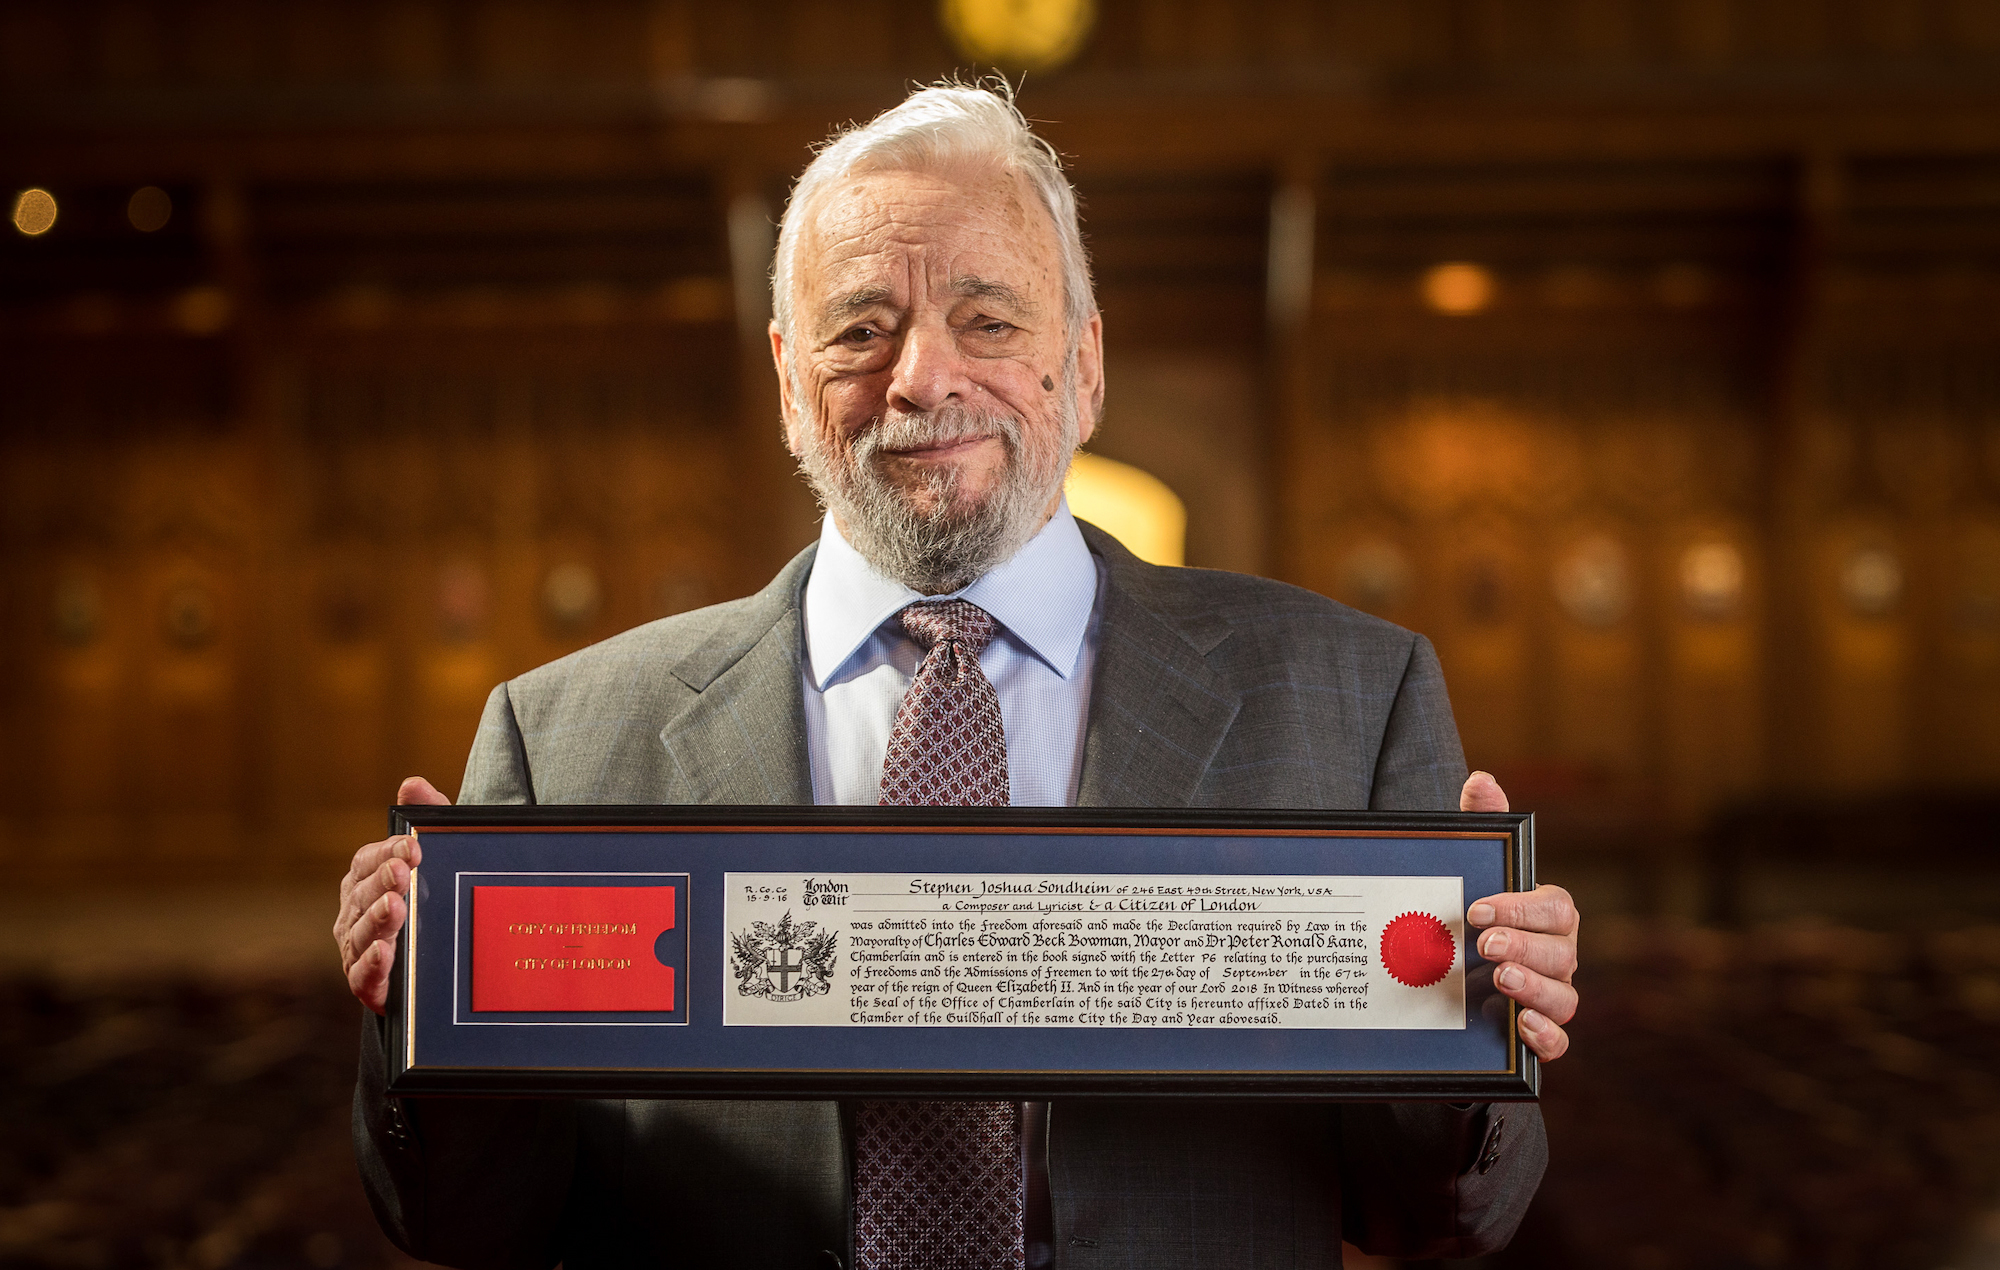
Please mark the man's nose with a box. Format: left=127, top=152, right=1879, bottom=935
left=886, top=322, right=973, bottom=413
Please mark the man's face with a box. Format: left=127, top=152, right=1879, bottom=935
left=771, top=165, right=1104, bottom=592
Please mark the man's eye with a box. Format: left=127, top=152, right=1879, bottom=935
left=840, top=326, right=880, bottom=344
left=974, top=320, right=1014, bottom=335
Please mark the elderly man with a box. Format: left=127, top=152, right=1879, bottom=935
left=339, top=82, right=1578, bottom=1269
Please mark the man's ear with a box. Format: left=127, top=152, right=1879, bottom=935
left=770, top=321, right=804, bottom=454
left=1073, top=311, right=1106, bottom=446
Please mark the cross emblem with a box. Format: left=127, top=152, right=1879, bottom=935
left=765, top=946, right=803, bottom=994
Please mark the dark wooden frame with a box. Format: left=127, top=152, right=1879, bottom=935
left=387, top=805, right=1536, bottom=1102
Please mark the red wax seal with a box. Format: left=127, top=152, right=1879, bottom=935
left=1380, top=912, right=1455, bottom=988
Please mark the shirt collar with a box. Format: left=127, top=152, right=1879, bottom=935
left=803, top=497, right=1099, bottom=690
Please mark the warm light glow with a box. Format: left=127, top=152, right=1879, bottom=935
left=1554, top=535, right=1631, bottom=626
left=542, top=562, right=603, bottom=629
left=1841, top=545, right=1902, bottom=617
left=12, top=188, right=57, bottom=236
left=1375, top=403, right=1549, bottom=513
left=1340, top=540, right=1413, bottom=612
left=128, top=186, right=173, bottom=232
left=436, top=561, right=489, bottom=642
left=1422, top=262, right=1494, bottom=315
left=1680, top=541, right=1745, bottom=619
left=172, top=285, right=233, bottom=335
left=1066, top=452, right=1186, bottom=567
left=942, top=0, right=1096, bottom=71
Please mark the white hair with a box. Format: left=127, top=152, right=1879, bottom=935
left=771, top=79, right=1096, bottom=344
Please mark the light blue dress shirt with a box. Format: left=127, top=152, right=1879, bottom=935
left=800, top=499, right=1106, bottom=807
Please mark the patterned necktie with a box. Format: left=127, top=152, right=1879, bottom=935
left=856, top=600, right=1023, bottom=1270
left=877, top=600, right=1009, bottom=808
left=852, top=1101, right=1024, bottom=1270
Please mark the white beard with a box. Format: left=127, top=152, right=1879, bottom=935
left=792, top=375, right=1078, bottom=595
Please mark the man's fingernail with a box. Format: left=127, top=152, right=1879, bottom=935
left=1482, top=930, right=1509, bottom=958
left=1468, top=903, right=1496, bottom=926
left=1498, top=965, right=1525, bottom=991
left=1520, top=1008, right=1547, bottom=1034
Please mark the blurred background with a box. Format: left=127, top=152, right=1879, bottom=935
left=4, top=1, right=2000, bottom=1267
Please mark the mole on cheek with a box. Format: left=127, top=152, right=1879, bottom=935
left=1042, top=374, right=1055, bottom=391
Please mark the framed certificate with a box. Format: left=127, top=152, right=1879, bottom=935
left=385, top=806, right=1536, bottom=1102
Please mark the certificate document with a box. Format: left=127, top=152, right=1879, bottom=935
left=723, top=873, right=1464, bottom=1030
left=387, top=806, right=1537, bottom=1102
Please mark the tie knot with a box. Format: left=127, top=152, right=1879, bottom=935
left=898, top=600, right=997, bottom=656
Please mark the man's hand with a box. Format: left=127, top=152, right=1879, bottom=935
left=336, top=776, right=451, bottom=1015
left=1461, top=770, right=1579, bottom=1062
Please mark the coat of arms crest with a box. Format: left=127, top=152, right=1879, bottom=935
left=729, top=910, right=838, bottom=1002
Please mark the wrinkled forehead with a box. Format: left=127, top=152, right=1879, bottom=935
left=792, top=164, right=1062, bottom=303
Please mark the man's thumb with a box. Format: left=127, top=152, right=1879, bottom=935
left=1460, top=770, right=1510, bottom=813
left=397, top=776, right=453, bottom=807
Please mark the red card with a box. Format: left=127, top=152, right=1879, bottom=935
left=471, top=885, right=676, bottom=1012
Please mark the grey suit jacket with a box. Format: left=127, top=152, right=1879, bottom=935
left=354, top=524, right=1547, bottom=1269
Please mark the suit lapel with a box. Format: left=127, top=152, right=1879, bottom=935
left=655, top=548, right=815, bottom=805
left=1074, top=524, right=1240, bottom=808
left=649, top=528, right=1242, bottom=807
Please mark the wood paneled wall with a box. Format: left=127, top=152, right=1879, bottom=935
left=3, top=0, right=1998, bottom=884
